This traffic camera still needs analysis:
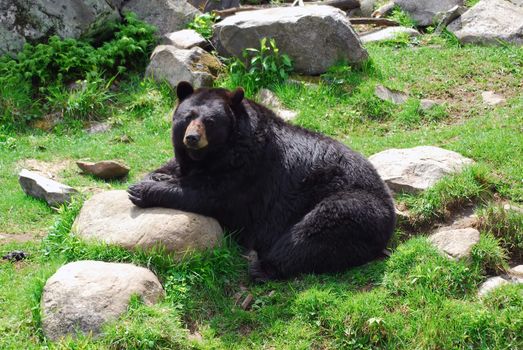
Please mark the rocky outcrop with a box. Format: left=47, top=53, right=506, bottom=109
left=41, top=260, right=164, bottom=340
left=122, top=0, right=201, bottom=36
left=369, top=146, right=474, bottom=193
left=73, top=190, right=223, bottom=254
left=18, top=169, right=77, bottom=206
left=213, top=5, right=368, bottom=75
left=394, top=0, right=465, bottom=27
left=145, top=45, right=222, bottom=89
left=0, top=0, right=121, bottom=57
left=448, top=0, right=523, bottom=46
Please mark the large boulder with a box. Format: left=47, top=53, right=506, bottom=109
left=41, top=260, right=164, bottom=340
left=18, top=169, right=78, bottom=206
left=368, top=146, right=474, bottom=193
left=146, top=45, right=221, bottom=89
left=394, top=0, right=464, bottom=27
left=213, top=5, right=368, bottom=75
left=0, top=0, right=121, bottom=57
left=73, top=190, right=223, bottom=254
left=448, top=0, right=523, bottom=46
left=122, top=0, right=201, bottom=36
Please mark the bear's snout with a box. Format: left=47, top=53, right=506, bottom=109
left=184, top=119, right=208, bottom=149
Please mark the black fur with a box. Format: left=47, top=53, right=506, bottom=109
left=128, top=83, right=396, bottom=281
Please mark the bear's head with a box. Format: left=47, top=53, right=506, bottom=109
left=172, top=81, right=244, bottom=162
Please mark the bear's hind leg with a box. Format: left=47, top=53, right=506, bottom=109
left=250, top=190, right=395, bottom=281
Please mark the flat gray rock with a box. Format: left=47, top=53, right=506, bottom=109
left=428, top=227, right=480, bottom=259
left=369, top=146, right=474, bottom=193
left=394, top=0, right=464, bottom=27
left=448, top=0, right=523, bottom=46
left=508, top=265, right=523, bottom=281
left=375, top=85, right=409, bottom=104
left=360, top=26, right=420, bottom=43
left=122, top=0, right=200, bottom=36
left=478, top=276, right=510, bottom=297
left=41, top=260, right=164, bottom=340
left=73, top=190, right=223, bottom=254
left=213, top=5, right=368, bottom=75
left=256, top=89, right=298, bottom=122
left=146, top=45, right=222, bottom=89
left=76, top=160, right=130, bottom=180
left=18, top=169, right=78, bottom=206
left=161, top=29, right=207, bottom=49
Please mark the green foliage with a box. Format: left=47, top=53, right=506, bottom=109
left=400, top=165, right=497, bottom=225
left=187, top=13, right=218, bottom=39
left=395, top=99, right=448, bottom=127
left=0, top=12, right=156, bottom=129
left=222, top=38, right=293, bottom=96
left=470, top=233, right=508, bottom=276
left=477, top=204, right=523, bottom=262
left=389, top=6, right=417, bottom=28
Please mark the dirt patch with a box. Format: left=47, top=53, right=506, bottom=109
left=16, top=158, right=73, bottom=180
left=0, top=232, right=42, bottom=245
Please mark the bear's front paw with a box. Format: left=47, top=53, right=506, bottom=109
left=127, top=182, right=154, bottom=208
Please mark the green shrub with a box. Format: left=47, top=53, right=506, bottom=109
left=389, top=7, right=417, bottom=28
left=223, top=38, right=293, bottom=96
left=187, top=13, right=218, bottom=39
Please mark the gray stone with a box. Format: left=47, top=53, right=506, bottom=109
left=448, top=0, right=523, bottom=45
left=18, top=169, right=78, bottom=206
left=420, top=99, right=439, bottom=111
left=41, top=260, right=164, bottom=340
left=0, top=0, right=121, bottom=57
left=360, top=26, right=420, bottom=43
left=85, top=122, right=111, bottom=134
left=73, top=190, right=223, bottom=254
left=372, top=1, right=395, bottom=18
left=349, top=0, right=378, bottom=17
left=375, top=85, right=408, bottom=104
left=161, top=29, right=207, bottom=49
left=394, top=0, right=465, bottom=26
left=188, top=0, right=239, bottom=12
left=122, top=0, right=200, bottom=36
left=434, top=5, right=467, bottom=34
left=428, top=227, right=480, bottom=259
left=213, top=6, right=368, bottom=75
left=368, top=146, right=474, bottom=193
left=508, top=265, right=523, bottom=281
left=256, top=89, right=298, bottom=122
left=76, top=160, right=130, bottom=180
left=478, top=276, right=510, bottom=297
left=145, top=45, right=222, bottom=89
left=482, top=91, right=506, bottom=106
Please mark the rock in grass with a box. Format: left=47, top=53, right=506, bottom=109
left=41, top=260, right=164, bottom=340
left=375, top=85, right=408, bottom=104
left=213, top=5, right=368, bottom=75
left=481, top=91, right=506, bottom=106
left=508, top=265, right=523, bottom=281
left=256, top=89, right=297, bottom=122
left=73, top=190, right=222, bottom=254
left=161, top=29, right=207, bottom=49
left=360, top=27, right=421, bottom=43
left=368, top=146, right=474, bottom=193
left=394, top=0, right=465, bottom=27
left=76, top=160, right=130, bottom=180
left=428, top=228, right=480, bottom=259
left=146, top=45, right=222, bottom=89
left=18, top=169, right=78, bottom=206
left=448, top=0, right=523, bottom=46
left=478, top=276, right=511, bottom=297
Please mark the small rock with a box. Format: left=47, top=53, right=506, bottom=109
left=420, top=99, right=439, bottom=111
left=256, top=89, right=298, bottom=122
left=18, top=169, right=78, bottom=206
left=508, top=265, right=523, bottom=281
left=73, top=190, right=222, bottom=254
left=41, top=260, right=164, bottom=340
left=241, top=293, right=254, bottom=310
left=481, top=91, right=506, bottom=106
left=369, top=146, right=474, bottom=193
left=2, top=250, right=28, bottom=262
left=372, top=2, right=395, bottom=18
left=146, top=45, right=222, bottom=89
left=429, top=228, right=480, bottom=259
left=76, top=160, right=130, bottom=180
left=85, top=122, right=111, bottom=134
left=161, top=29, right=207, bottom=49
left=375, top=85, right=408, bottom=104
left=434, top=5, right=467, bottom=34
left=478, top=276, right=510, bottom=297
left=503, top=203, right=523, bottom=214
left=360, top=27, right=421, bottom=43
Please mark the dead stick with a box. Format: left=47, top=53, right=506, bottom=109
left=349, top=17, right=400, bottom=26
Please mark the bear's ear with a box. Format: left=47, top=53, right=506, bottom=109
left=177, top=81, right=194, bottom=102
left=230, top=87, right=244, bottom=106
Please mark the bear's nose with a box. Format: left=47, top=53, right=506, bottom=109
left=185, top=134, right=200, bottom=146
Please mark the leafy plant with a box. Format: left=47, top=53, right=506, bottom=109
left=389, top=6, right=417, bottom=28
left=187, top=13, right=219, bottom=39
left=224, top=38, right=293, bottom=96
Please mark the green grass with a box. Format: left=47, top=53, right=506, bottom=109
left=1, top=32, right=522, bottom=348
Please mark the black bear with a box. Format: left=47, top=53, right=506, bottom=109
left=128, top=82, right=396, bottom=281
